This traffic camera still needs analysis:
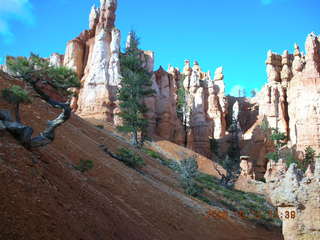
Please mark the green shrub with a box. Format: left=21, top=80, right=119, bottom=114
left=284, top=150, right=310, bottom=172
left=284, top=152, right=299, bottom=168
left=162, top=159, right=181, bottom=172
left=143, top=148, right=162, bottom=159
left=179, top=157, right=199, bottom=179
left=270, top=128, right=286, bottom=142
left=265, top=152, right=279, bottom=162
left=74, top=160, right=94, bottom=173
left=181, top=180, right=204, bottom=197
left=116, top=148, right=145, bottom=169
left=95, top=125, right=104, bottom=129
left=179, top=157, right=203, bottom=197
left=1, top=85, right=32, bottom=122
left=304, top=146, right=315, bottom=169
left=1, top=85, right=31, bottom=105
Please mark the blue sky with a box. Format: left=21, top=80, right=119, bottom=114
left=0, top=0, right=319, bottom=95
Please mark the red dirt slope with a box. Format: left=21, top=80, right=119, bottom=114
left=0, top=72, right=283, bottom=240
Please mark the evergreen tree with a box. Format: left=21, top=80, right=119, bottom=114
left=2, top=53, right=79, bottom=148
left=1, top=85, right=32, bottom=123
left=179, top=157, right=203, bottom=197
left=221, top=115, right=241, bottom=186
left=214, top=102, right=241, bottom=186
left=117, top=32, right=155, bottom=147
left=6, top=54, right=79, bottom=95
left=304, top=146, right=316, bottom=169
left=176, top=74, right=191, bottom=147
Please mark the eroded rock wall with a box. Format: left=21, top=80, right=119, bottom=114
left=143, top=61, right=227, bottom=157
left=74, top=0, right=120, bottom=122
left=265, top=159, right=320, bottom=240
left=247, top=33, right=320, bottom=176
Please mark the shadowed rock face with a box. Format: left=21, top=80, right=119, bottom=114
left=265, top=159, right=320, bottom=240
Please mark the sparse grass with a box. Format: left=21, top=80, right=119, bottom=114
left=143, top=148, right=162, bottom=159
left=143, top=148, right=180, bottom=172
left=116, top=148, right=145, bottom=169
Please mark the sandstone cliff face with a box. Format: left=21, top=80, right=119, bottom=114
left=63, top=39, right=85, bottom=78
left=60, top=0, right=156, bottom=126
left=153, top=67, right=181, bottom=141
left=242, top=33, right=320, bottom=179
left=257, top=33, right=320, bottom=157
left=40, top=0, right=230, bottom=157
left=265, top=159, right=320, bottom=240
left=75, top=0, right=120, bottom=122
left=287, top=34, right=320, bottom=156
left=126, top=59, right=228, bottom=157
left=49, top=53, right=64, bottom=67
left=173, top=61, right=227, bottom=157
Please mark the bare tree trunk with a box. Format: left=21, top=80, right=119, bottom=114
left=15, top=103, right=21, bottom=123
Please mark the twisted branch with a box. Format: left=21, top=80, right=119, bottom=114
left=1, top=76, right=71, bottom=149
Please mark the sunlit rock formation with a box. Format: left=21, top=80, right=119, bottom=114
left=265, top=159, right=320, bottom=240
left=73, top=0, right=120, bottom=121
left=49, top=53, right=64, bottom=67
left=249, top=33, right=320, bottom=171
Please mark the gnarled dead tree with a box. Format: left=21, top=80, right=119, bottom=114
left=0, top=54, right=79, bottom=149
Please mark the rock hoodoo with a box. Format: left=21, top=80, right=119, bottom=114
left=241, top=32, right=320, bottom=180
left=22, top=0, right=228, bottom=157
left=145, top=62, right=228, bottom=157
left=257, top=33, right=320, bottom=156
left=73, top=0, right=120, bottom=122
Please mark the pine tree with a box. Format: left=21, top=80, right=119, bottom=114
left=117, top=32, right=155, bottom=147
left=214, top=102, right=241, bottom=186
left=2, top=53, right=79, bottom=148
left=176, top=74, right=190, bottom=147
left=220, top=115, right=241, bottom=186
